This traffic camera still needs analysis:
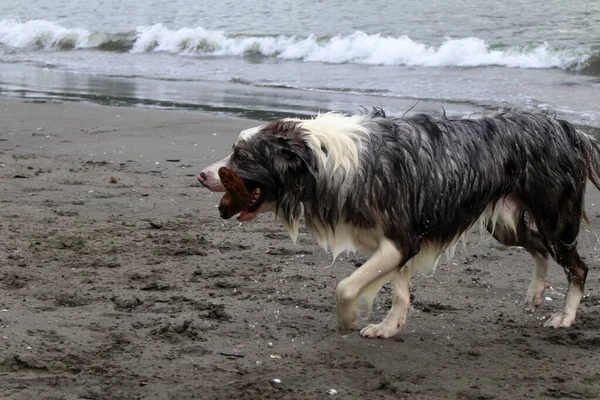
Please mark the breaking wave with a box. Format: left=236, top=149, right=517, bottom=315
left=0, top=18, right=595, bottom=71
left=0, top=19, right=134, bottom=51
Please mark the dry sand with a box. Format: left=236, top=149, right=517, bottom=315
left=1, top=98, right=600, bottom=400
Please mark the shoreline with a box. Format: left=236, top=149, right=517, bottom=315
left=3, top=62, right=600, bottom=137
left=6, top=87, right=600, bottom=136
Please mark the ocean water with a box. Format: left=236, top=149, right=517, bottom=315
left=1, top=0, right=599, bottom=127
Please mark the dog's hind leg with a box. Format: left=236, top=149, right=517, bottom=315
left=544, top=249, right=588, bottom=328
left=488, top=195, right=550, bottom=310
left=524, top=250, right=550, bottom=310
left=497, top=222, right=549, bottom=310
left=359, top=242, right=443, bottom=339
left=524, top=184, right=589, bottom=328
left=543, top=222, right=589, bottom=328
left=335, top=237, right=403, bottom=333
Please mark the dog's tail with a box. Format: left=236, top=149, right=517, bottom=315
left=582, top=133, right=600, bottom=191
left=577, top=127, right=600, bottom=225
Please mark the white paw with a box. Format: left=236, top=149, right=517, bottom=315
left=335, top=281, right=360, bottom=333
left=524, top=282, right=547, bottom=311
left=543, top=312, right=574, bottom=328
left=359, top=323, right=400, bottom=339
left=336, top=304, right=359, bottom=333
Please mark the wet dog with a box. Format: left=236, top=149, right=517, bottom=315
left=198, top=108, right=600, bottom=338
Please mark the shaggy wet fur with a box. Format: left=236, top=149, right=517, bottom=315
left=199, top=107, right=600, bottom=338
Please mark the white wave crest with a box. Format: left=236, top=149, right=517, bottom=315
left=0, top=19, right=591, bottom=70
left=132, top=24, right=589, bottom=69
left=0, top=18, right=92, bottom=49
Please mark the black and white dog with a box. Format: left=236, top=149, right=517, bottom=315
left=198, top=108, right=600, bottom=339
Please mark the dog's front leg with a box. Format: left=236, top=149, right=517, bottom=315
left=360, top=265, right=412, bottom=339
left=335, top=238, right=402, bottom=333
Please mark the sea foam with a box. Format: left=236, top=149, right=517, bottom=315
left=0, top=18, right=91, bottom=49
left=0, top=19, right=592, bottom=70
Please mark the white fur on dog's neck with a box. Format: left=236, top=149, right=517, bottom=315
left=299, top=112, right=367, bottom=173
left=281, top=112, right=368, bottom=244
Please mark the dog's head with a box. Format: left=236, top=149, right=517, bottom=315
left=198, top=119, right=317, bottom=224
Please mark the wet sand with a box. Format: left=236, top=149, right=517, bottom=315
left=1, top=98, right=600, bottom=400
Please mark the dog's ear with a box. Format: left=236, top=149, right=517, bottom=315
left=272, top=137, right=314, bottom=197
left=270, top=135, right=316, bottom=243
left=272, top=135, right=317, bottom=176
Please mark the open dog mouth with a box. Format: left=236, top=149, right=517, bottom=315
left=217, top=167, right=265, bottom=222
left=236, top=187, right=264, bottom=221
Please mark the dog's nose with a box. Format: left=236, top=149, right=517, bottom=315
left=197, top=172, right=207, bottom=183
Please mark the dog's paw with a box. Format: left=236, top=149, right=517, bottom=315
left=543, top=312, right=575, bottom=328
left=359, top=323, right=399, bottom=339
left=524, top=291, right=544, bottom=311
left=524, top=281, right=548, bottom=311
left=336, top=300, right=359, bottom=333
left=336, top=299, right=359, bottom=333
left=335, top=283, right=359, bottom=333
left=337, top=313, right=359, bottom=334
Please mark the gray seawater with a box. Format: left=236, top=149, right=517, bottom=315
left=1, top=0, right=599, bottom=126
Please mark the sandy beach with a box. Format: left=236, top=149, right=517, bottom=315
left=2, top=97, right=600, bottom=400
